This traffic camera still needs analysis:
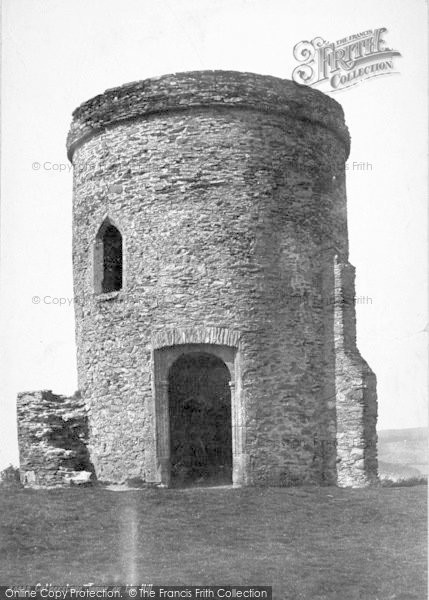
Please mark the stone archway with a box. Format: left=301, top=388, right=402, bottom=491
left=168, top=352, right=232, bottom=486
left=151, top=327, right=246, bottom=488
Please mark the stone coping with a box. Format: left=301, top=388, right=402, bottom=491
left=66, top=70, right=350, bottom=160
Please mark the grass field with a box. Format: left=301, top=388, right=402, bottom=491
left=0, top=485, right=426, bottom=600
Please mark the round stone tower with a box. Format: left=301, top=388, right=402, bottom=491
left=67, top=70, right=377, bottom=488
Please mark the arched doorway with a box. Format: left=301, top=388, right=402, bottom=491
left=168, top=352, right=232, bottom=486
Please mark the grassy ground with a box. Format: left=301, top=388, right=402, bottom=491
left=0, top=485, right=426, bottom=600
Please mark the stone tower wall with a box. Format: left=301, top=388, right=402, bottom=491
left=65, top=71, right=377, bottom=486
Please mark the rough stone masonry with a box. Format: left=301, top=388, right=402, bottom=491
left=17, top=70, right=377, bottom=488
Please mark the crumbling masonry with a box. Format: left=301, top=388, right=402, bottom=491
left=17, top=71, right=377, bottom=487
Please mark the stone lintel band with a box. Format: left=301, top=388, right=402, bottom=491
left=151, top=326, right=241, bottom=351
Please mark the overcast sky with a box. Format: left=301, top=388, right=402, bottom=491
left=0, top=0, right=427, bottom=469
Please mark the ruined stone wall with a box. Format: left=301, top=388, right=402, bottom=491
left=333, top=259, right=378, bottom=486
left=17, top=391, right=93, bottom=487
left=63, top=70, right=377, bottom=487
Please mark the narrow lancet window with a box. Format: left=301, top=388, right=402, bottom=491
left=94, top=219, right=122, bottom=293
